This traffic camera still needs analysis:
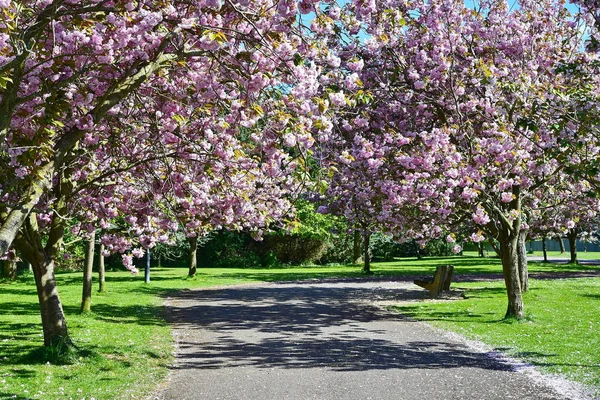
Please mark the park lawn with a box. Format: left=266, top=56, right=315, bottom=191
left=391, top=277, right=600, bottom=397
left=1, top=256, right=599, bottom=399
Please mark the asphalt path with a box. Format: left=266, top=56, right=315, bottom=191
left=154, top=280, right=590, bottom=400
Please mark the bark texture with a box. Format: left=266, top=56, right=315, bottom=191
left=352, top=230, right=362, bottom=264
left=29, top=254, right=70, bottom=346
left=517, top=227, right=529, bottom=292
left=145, top=249, right=151, bottom=283
left=1, top=259, right=16, bottom=280
left=499, top=232, right=524, bottom=319
left=98, top=243, right=106, bottom=293
left=542, top=237, right=548, bottom=262
left=362, top=233, right=371, bottom=274
left=557, top=235, right=565, bottom=253
left=80, top=232, right=95, bottom=313
left=188, top=236, right=198, bottom=277
left=567, top=228, right=578, bottom=264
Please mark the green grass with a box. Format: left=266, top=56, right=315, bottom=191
left=391, top=278, right=600, bottom=396
left=1, top=255, right=599, bottom=399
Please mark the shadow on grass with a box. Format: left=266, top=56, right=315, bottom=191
left=87, top=303, right=168, bottom=326
left=0, top=393, right=31, bottom=400
left=392, top=305, right=501, bottom=324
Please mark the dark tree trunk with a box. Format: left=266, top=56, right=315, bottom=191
left=414, top=240, right=422, bottom=260
left=478, top=242, right=485, bottom=258
left=557, top=236, right=565, bottom=254
left=542, top=237, right=548, bottom=262
left=362, top=232, right=372, bottom=274
left=80, top=232, right=95, bottom=313
left=499, top=231, right=525, bottom=319
left=517, top=228, right=529, bottom=292
left=98, top=243, right=106, bottom=293
left=1, top=258, right=17, bottom=280
left=352, top=230, right=362, bottom=264
left=567, top=229, right=578, bottom=264
left=187, top=236, right=198, bottom=277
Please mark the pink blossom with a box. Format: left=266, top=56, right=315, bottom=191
left=501, top=192, right=514, bottom=203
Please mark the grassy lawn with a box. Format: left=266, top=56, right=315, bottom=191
left=1, top=255, right=599, bottom=399
left=391, top=278, right=600, bottom=396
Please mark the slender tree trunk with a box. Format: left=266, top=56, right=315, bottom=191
left=542, top=236, right=548, bottom=262
left=557, top=235, right=565, bottom=254
left=80, top=232, right=95, bottom=313
left=478, top=242, right=485, bottom=258
left=352, top=230, right=362, bottom=264
left=187, top=236, right=198, bottom=277
left=499, top=231, right=525, bottom=319
left=144, top=248, right=150, bottom=283
left=98, top=243, right=106, bottom=293
left=414, top=239, right=423, bottom=260
left=1, top=258, right=17, bottom=280
left=362, top=232, right=372, bottom=274
left=567, top=229, right=578, bottom=264
left=488, top=238, right=502, bottom=258
left=517, top=227, right=529, bottom=292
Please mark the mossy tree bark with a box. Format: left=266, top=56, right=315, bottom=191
left=15, top=213, right=70, bottom=347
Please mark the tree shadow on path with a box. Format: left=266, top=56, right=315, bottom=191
left=166, top=284, right=515, bottom=373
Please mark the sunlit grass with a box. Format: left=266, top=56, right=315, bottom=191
left=1, top=255, right=599, bottom=399
left=391, top=278, right=600, bottom=396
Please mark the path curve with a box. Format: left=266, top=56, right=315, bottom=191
left=154, top=280, right=592, bottom=400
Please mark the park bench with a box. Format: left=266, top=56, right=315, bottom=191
left=414, top=265, right=454, bottom=297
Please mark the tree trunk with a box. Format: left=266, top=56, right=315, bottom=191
left=556, top=235, right=565, bottom=254
left=567, top=229, right=578, bottom=264
left=542, top=236, right=548, bottom=262
left=414, top=239, right=422, bottom=260
left=499, top=232, right=525, bottom=319
left=98, top=243, right=106, bottom=293
left=1, top=259, right=17, bottom=280
left=517, top=227, right=529, bottom=292
left=80, top=232, right=95, bottom=313
left=478, top=242, right=485, bottom=258
left=488, top=238, right=502, bottom=258
left=30, top=255, right=70, bottom=346
left=145, top=248, right=150, bottom=283
left=362, top=232, right=372, bottom=274
left=188, top=236, right=198, bottom=277
left=352, top=230, right=362, bottom=264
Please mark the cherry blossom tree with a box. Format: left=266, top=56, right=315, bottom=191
left=0, top=0, right=328, bottom=347
left=321, top=0, right=600, bottom=318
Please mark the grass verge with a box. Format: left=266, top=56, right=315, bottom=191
left=390, top=278, right=600, bottom=397
left=1, top=255, right=599, bottom=399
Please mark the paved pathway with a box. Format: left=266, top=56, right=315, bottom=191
left=155, top=281, right=589, bottom=400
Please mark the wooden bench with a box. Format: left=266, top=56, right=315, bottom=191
left=414, top=265, right=454, bottom=297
